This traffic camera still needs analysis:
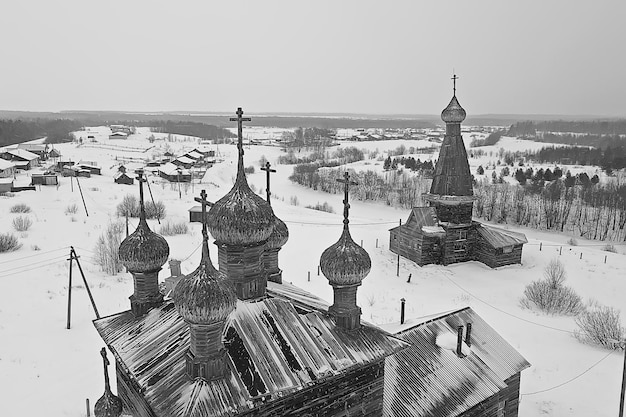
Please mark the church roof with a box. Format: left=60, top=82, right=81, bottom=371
left=389, top=207, right=445, bottom=236
left=93, top=282, right=407, bottom=417
left=428, top=130, right=473, bottom=197
left=476, top=224, right=528, bottom=248
left=382, top=307, right=530, bottom=417
left=441, top=95, right=467, bottom=124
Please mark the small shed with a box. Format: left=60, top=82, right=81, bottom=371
left=114, top=171, right=134, bottom=185
left=77, top=169, right=91, bottom=178
left=188, top=205, right=206, bottom=223
left=31, top=173, right=59, bottom=186
left=0, top=178, right=13, bottom=193
left=76, top=163, right=101, bottom=175
left=475, top=225, right=527, bottom=268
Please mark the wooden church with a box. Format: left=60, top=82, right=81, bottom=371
left=390, top=79, right=527, bottom=267
left=90, top=106, right=529, bottom=417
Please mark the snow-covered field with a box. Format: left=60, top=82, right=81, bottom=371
left=0, top=128, right=624, bottom=416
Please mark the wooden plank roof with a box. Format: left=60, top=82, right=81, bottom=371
left=382, top=307, right=530, bottom=417
left=389, top=207, right=444, bottom=236
left=429, top=134, right=473, bottom=197
left=93, top=283, right=407, bottom=417
left=476, top=224, right=528, bottom=248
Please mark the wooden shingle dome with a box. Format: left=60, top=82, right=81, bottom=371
left=207, top=160, right=274, bottom=246
left=320, top=227, right=371, bottom=286
left=441, top=95, right=466, bottom=124
left=119, top=172, right=169, bottom=273
left=173, top=240, right=236, bottom=325
left=266, top=216, right=289, bottom=250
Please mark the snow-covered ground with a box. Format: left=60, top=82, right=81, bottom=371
left=0, top=129, right=623, bottom=416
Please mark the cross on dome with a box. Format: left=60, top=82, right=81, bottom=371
left=230, top=107, right=251, bottom=157
left=261, top=161, right=276, bottom=203
left=336, top=171, right=358, bottom=228
left=451, top=73, right=459, bottom=96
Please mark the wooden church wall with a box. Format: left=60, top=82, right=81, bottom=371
left=441, top=226, right=476, bottom=265
left=474, top=236, right=524, bottom=268
left=116, top=362, right=156, bottom=417
left=240, top=359, right=386, bottom=417
left=390, top=229, right=442, bottom=266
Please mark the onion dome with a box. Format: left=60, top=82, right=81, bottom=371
left=441, top=95, right=466, bottom=124
left=320, top=172, right=371, bottom=286
left=94, top=348, right=123, bottom=417
left=207, top=143, right=274, bottom=247
left=119, top=173, right=169, bottom=273
left=320, top=227, right=371, bottom=286
left=266, top=216, right=289, bottom=250
left=174, top=195, right=236, bottom=324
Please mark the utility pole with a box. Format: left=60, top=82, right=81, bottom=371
left=620, top=340, right=626, bottom=417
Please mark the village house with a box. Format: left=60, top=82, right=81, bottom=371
left=0, top=177, right=13, bottom=193
left=113, top=171, right=134, bottom=185
left=16, top=143, right=48, bottom=159
left=158, top=162, right=191, bottom=182
left=109, top=132, right=128, bottom=140
left=110, top=124, right=132, bottom=135
left=31, top=173, right=59, bottom=186
left=390, top=82, right=527, bottom=268
left=171, top=155, right=196, bottom=169
left=0, top=148, right=40, bottom=170
left=0, top=159, right=16, bottom=178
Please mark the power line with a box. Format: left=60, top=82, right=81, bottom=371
left=283, top=219, right=397, bottom=226
left=0, top=258, right=67, bottom=278
left=0, top=246, right=69, bottom=266
left=444, top=274, right=575, bottom=335
left=521, top=349, right=614, bottom=396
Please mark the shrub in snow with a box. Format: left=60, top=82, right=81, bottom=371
left=94, top=221, right=125, bottom=275
left=244, top=165, right=255, bottom=174
left=521, top=258, right=583, bottom=315
left=65, top=203, right=78, bottom=215
left=290, top=195, right=299, bottom=206
left=12, top=216, right=32, bottom=232
left=10, top=203, right=31, bottom=213
left=116, top=194, right=166, bottom=220
left=575, top=301, right=624, bottom=350
left=435, top=332, right=472, bottom=356
left=602, top=244, right=617, bottom=253
left=567, top=237, right=578, bottom=246
left=158, top=221, right=189, bottom=236
left=305, top=202, right=335, bottom=213
left=0, top=233, right=21, bottom=252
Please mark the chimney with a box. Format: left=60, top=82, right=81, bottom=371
left=465, top=322, right=472, bottom=347
left=456, top=325, right=465, bottom=357
left=169, top=259, right=181, bottom=277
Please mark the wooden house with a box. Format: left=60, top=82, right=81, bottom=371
left=1, top=149, right=39, bottom=170
left=113, top=171, right=134, bottom=185
left=31, top=173, right=59, bottom=186
left=158, top=162, right=191, bottom=182
left=76, top=163, right=102, bottom=175
left=16, top=143, right=47, bottom=158
left=171, top=156, right=195, bottom=169
left=110, top=124, right=132, bottom=134
left=475, top=225, right=527, bottom=268
left=383, top=307, right=530, bottom=417
left=0, top=159, right=15, bottom=178
left=109, top=131, right=128, bottom=140
left=184, top=150, right=204, bottom=161
left=192, top=147, right=215, bottom=157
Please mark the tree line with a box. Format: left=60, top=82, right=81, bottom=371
left=0, top=119, right=82, bottom=146
left=508, top=120, right=626, bottom=136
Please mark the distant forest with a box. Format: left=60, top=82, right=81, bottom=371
left=0, top=119, right=82, bottom=146
left=508, top=120, right=626, bottom=136
left=148, top=121, right=234, bottom=140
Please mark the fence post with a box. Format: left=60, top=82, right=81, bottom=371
left=605, top=255, right=607, bottom=264
left=559, top=246, right=562, bottom=255
left=86, top=398, right=90, bottom=416
left=308, top=271, right=310, bottom=282
left=539, top=242, right=542, bottom=251
left=580, top=253, right=583, bottom=260
left=400, top=298, right=406, bottom=325
left=376, top=238, right=378, bottom=248
left=317, top=265, right=320, bottom=276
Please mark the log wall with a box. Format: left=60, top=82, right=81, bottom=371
left=461, top=373, right=523, bottom=417
left=474, top=237, right=523, bottom=268
left=389, top=229, right=442, bottom=266
left=441, top=225, right=476, bottom=265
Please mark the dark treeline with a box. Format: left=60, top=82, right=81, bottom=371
left=532, top=146, right=626, bottom=173
left=383, top=156, right=434, bottom=175
left=0, top=119, right=82, bottom=146
left=148, top=121, right=234, bottom=140
left=470, top=130, right=506, bottom=147
left=534, top=133, right=626, bottom=149
left=509, top=120, right=626, bottom=136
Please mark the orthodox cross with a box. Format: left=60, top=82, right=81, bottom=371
left=260, top=161, right=276, bottom=203
left=336, top=171, right=358, bottom=227
left=136, top=169, right=146, bottom=215
left=194, top=189, right=214, bottom=237
left=451, top=73, right=459, bottom=95
left=100, top=347, right=111, bottom=390
left=230, top=107, right=251, bottom=156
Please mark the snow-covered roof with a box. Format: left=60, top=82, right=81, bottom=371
left=159, top=162, right=189, bottom=176
left=5, top=149, right=39, bottom=161
left=175, top=156, right=195, bottom=164
left=185, top=150, right=203, bottom=159
left=477, top=224, right=528, bottom=248
left=389, top=207, right=441, bottom=235
left=109, top=132, right=128, bottom=137
left=382, top=307, right=530, bottom=417
left=93, top=281, right=407, bottom=416
left=0, top=177, right=14, bottom=184
left=0, top=159, right=15, bottom=170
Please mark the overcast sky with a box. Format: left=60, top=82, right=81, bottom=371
left=2, top=0, right=625, bottom=116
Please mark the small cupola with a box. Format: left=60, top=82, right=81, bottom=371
left=94, top=348, right=123, bottom=417
left=173, top=190, right=236, bottom=380
left=118, top=169, right=169, bottom=316
left=320, top=172, right=371, bottom=330
left=207, top=108, right=275, bottom=300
